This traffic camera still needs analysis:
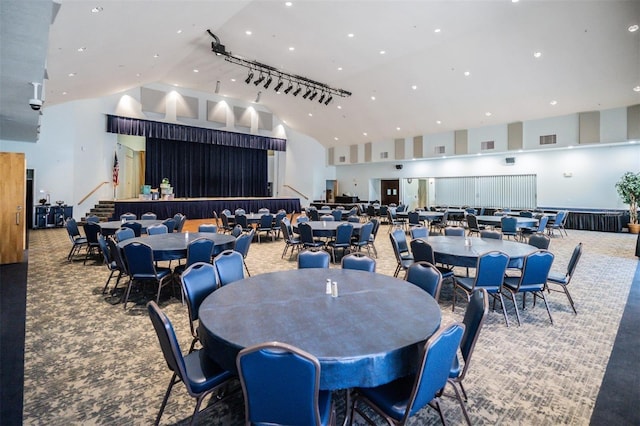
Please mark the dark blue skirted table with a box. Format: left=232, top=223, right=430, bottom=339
left=97, top=219, right=164, bottom=236
left=117, top=232, right=236, bottom=261
left=293, top=220, right=365, bottom=238
left=198, top=268, right=441, bottom=390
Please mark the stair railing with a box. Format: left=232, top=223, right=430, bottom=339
left=78, top=181, right=109, bottom=205
left=282, top=184, right=309, bottom=200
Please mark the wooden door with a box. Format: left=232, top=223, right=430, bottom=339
left=381, top=179, right=399, bottom=206
left=0, top=152, right=26, bottom=264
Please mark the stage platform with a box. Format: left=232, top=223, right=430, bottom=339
left=112, top=197, right=301, bottom=221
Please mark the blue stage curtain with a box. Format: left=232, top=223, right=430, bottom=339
left=145, top=137, right=268, bottom=198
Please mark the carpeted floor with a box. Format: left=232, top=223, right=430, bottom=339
left=21, top=222, right=639, bottom=425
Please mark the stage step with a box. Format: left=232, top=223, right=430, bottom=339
left=82, top=200, right=115, bottom=222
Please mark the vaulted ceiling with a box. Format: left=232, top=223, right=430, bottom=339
left=2, top=1, right=639, bottom=146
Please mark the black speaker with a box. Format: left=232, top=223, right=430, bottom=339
left=505, top=157, right=516, bottom=165
left=395, top=164, right=403, bottom=170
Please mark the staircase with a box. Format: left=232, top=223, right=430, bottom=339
left=83, top=200, right=115, bottom=222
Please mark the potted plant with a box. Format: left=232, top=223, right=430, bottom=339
left=615, top=171, right=640, bottom=233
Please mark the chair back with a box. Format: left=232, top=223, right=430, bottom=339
left=467, top=214, right=480, bottom=232
left=519, top=211, right=533, bottom=218
left=198, top=223, right=217, bottom=233
left=65, top=218, right=82, bottom=240
left=298, top=250, right=330, bottom=269
left=517, top=250, right=555, bottom=291
left=444, top=226, right=465, bottom=236
left=180, top=262, right=218, bottom=336
left=296, top=215, right=309, bottom=224
left=234, top=208, right=246, bottom=216
left=259, top=213, right=274, bottom=229
left=236, top=214, right=249, bottom=228
left=565, top=242, right=583, bottom=279
left=220, top=213, right=231, bottom=229
left=500, top=216, right=518, bottom=234
left=308, top=209, right=319, bottom=221
left=458, top=288, right=489, bottom=381
left=536, top=215, right=549, bottom=232
left=123, top=242, right=158, bottom=278
left=370, top=218, right=380, bottom=240
left=121, top=221, right=142, bottom=237
left=280, top=220, right=293, bottom=242
left=405, top=261, right=442, bottom=300
left=234, top=229, right=254, bottom=258
left=473, top=251, right=510, bottom=292
left=320, top=214, right=334, bottom=221
left=162, top=218, right=176, bottom=233
left=480, top=229, right=502, bottom=239
left=410, top=239, right=435, bottom=263
left=175, top=214, right=187, bottom=232
left=274, top=211, right=287, bottom=228
left=120, top=212, right=137, bottom=221
left=98, top=234, right=112, bottom=264
left=186, top=238, right=215, bottom=266
left=379, top=205, right=389, bottom=217
left=147, top=224, right=168, bottom=235
left=141, top=212, right=157, bottom=220
left=237, top=341, right=324, bottom=426
left=410, top=226, right=428, bottom=239
left=334, top=223, right=354, bottom=245
left=258, top=208, right=270, bottom=214
left=115, top=227, right=135, bottom=242
left=331, top=210, right=343, bottom=222
left=85, top=215, right=100, bottom=223
left=147, top=302, right=189, bottom=388
left=84, top=222, right=101, bottom=244
left=391, top=228, right=410, bottom=254
left=214, top=250, right=245, bottom=286
left=366, top=205, right=376, bottom=217
left=297, top=222, right=316, bottom=245
left=355, top=221, right=373, bottom=247
left=341, top=253, right=376, bottom=272
left=108, top=236, right=128, bottom=275
left=405, top=323, right=465, bottom=420
left=230, top=224, right=243, bottom=237
left=528, top=234, right=550, bottom=250
left=408, top=211, right=421, bottom=226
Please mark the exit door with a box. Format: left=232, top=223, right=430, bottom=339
left=381, top=179, right=399, bottom=206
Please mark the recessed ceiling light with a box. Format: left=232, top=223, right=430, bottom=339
left=363, top=132, right=368, bottom=136
left=62, top=91, right=67, bottom=95
left=91, top=6, right=103, bottom=13
left=337, top=105, right=342, bottom=109
left=485, top=112, right=492, bottom=117
left=464, top=71, right=470, bottom=76
left=550, top=100, right=558, bottom=105
left=308, top=113, right=312, bottom=117
left=193, top=69, right=199, bottom=73
left=533, top=51, right=542, bottom=58
left=337, top=67, right=343, bottom=71
left=436, top=120, right=442, bottom=124
left=77, top=47, right=86, bottom=52
left=371, top=96, right=376, bottom=101
left=230, top=78, right=236, bottom=82
left=288, top=46, right=295, bottom=51
left=411, top=85, right=417, bottom=90
left=153, top=54, right=160, bottom=58
left=434, top=28, right=441, bottom=33
left=396, top=127, right=401, bottom=131
left=512, top=0, right=519, bottom=3
left=633, top=86, right=640, bottom=92
left=246, top=30, right=252, bottom=35
left=334, top=137, right=339, bottom=141
left=379, top=50, right=386, bottom=55
left=285, top=1, right=292, bottom=6
left=176, top=29, right=182, bottom=34
left=629, top=24, right=639, bottom=32
left=68, top=72, right=76, bottom=77
left=135, top=73, right=141, bottom=77
left=347, top=33, right=355, bottom=38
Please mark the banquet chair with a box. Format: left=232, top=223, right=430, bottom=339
left=173, top=238, right=215, bottom=276
left=408, top=211, right=422, bottom=228
left=547, top=210, right=569, bottom=237
left=386, top=210, right=403, bottom=232
left=519, top=215, right=549, bottom=240
left=368, top=218, right=381, bottom=257
left=308, top=208, right=320, bottom=221
left=120, top=212, right=137, bottom=221
left=320, top=214, right=335, bottom=222
left=105, top=236, right=129, bottom=296
left=257, top=213, right=275, bottom=243
left=197, top=223, right=218, bottom=233
left=349, top=323, right=466, bottom=426
left=466, top=214, right=485, bottom=237
left=327, top=222, right=353, bottom=263
left=219, top=212, right=232, bottom=233
left=546, top=242, right=582, bottom=314
left=147, top=224, right=168, bottom=235
left=480, top=229, right=502, bottom=239
left=298, top=222, right=325, bottom=250
left=410, top=239, right=454, bottom=285
left=258, top=207, right=270, bottom=214
left=351, top=221, right=374, bottom=256
left=528, top=233, right=551, bottom=250
left=280, top=220, right=302, bottom=260
left=83, top=221, right=102, bottom=265
left=452, top=251, right=510, bottom=325
left=444, top=226, right=465, bottom=236
left=390, top=232, right=413, bottom=278
left=448, top=288, right=489, bottom=422
left=231, top=224, right=243, bottom=237
left=235, top=214, right=252, bottom=233
left=234, top=208, right=246, bottom=216
left=180, top=262, right=219, bottom=352
left=98, top=234, right=119, bottom=294
left=348, top=215, right=361, bottom=223
left=298, top=249, right=330, bottom=269
left=331, top=210, right=343, bottom=222
left=430, top=211, right=449, bottom=234
left=236, top=341, right=335, bottom=426
left=115, top=227, right=135, bottom=242
left=341, top=252, right=376, bottom=272
left=65, top=218, right=88, bottom=261
left=121, top=221, right=142, bottom=237
left=405, top=261, right=443, bottom=301
left=500, top=216, right=519, bottom=240
left=147, top=301, right=234, bottom=426
left=141, top=212, right=157, bottom=220
left=85, top=215, right=100, bottom=223
left=174, top=213, right=187, bottom=233
left=296, top=215, right=310, bottom=224
left=409, top=225, right=428, bottom=239
left=273, top=210, right=287, bottom=239
left=503, top=250, right=555, bottom=325
left=214, top=249, right=245, bottom=286
left=234, top=229, right=255, bottom=276
left=161, top=218, right=176, bottom=233
left=379, top=205, right=389, bottom=224
left=122, top=242, right=173, bottom=310
left=211, top=210, right=220, bottom=228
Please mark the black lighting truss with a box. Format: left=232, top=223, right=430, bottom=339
left=207, top=31, right=352, bottom=104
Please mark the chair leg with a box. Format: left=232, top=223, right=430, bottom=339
left=497, top=292, right=510, bottom=327
left=563, top=285, right=577, bottom=314
left=154, top=373, right=179, bottom=426
left=102, top=270, right=116, bottom=294
left=243, top=260, right=251, bottom=277
left=540, top=291, right=554, bottom=324
left=123, top=278, right=134, bottom=310
left=510, top=291, right=522, bottom=326
left=447, top=380, right=471, bottom=426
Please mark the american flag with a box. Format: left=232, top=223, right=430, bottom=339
left=112, top=152, right=119, bottom=186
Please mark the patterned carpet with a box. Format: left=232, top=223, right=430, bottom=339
left=22, top=221, right=639, bottom=425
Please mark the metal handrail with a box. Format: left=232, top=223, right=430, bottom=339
left=282, top=184, right=309, bottom=200
left=78, top=181, right=109, bottom=205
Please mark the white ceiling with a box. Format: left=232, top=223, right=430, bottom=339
left=2, top=1, right=639, bottom=146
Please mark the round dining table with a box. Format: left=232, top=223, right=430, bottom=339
left=117, top=232, right=236, bottom=261
left=293, top=220, right=364, bottom=238
left=396, top=211, right=444, bottom=221
left=96, top=219, right=165, bottom=235
left=198, top=268, right=441, bottom=391
left=422, top=235, right=539, bottom=268
left=476, top=215, right=538, bottom=228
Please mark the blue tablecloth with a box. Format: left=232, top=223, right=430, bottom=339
left=97, top=219, right=164, bottom=235
left=293, top=221, right=364, bottom=238
left=424, top=235, right=538, bottom=268
left=117, top=232, right=235, bottom=261
left=475, top=215, right=538, bottom=228
left=198, top=269, right=441, bottom=390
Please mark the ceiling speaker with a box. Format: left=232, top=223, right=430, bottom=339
left=505, top=157, right=516, bottom=165
left=395, top=164, right=403, bottom=170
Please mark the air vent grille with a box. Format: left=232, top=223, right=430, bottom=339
left=380, top=152, right=388, bottom=159
left=434, top=146, right=445, bottom=154
left=540, top=134, right=557, bottom=145
left=481, top=140, right=495, bottom=150
left=339, top=156, right=346, bottom=163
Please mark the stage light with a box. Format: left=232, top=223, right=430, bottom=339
left=303, top=87, right=312, bottom=99
left=274, top=79, right=283, bottom=92
left=215, top=80, right=221, bottom=94
left=254, top=73, right=265, bottom=86
left=245, top=71, right=254, bottom=84
left=284, top=82, right=293, bottom=94
left=309, top=91, right=318, bottom=101
left=324, top=95, right=333, bottom=105
left=255, top=91, right=261, bottom=103
left=293, top=85, right=302, bottom=96
left=263, top=75, right=273, bottom=89
left=318, top=93, right=325, bottom=103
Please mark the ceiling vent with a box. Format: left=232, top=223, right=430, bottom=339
left=338, top=156, right=346, bottom=163
left=434, top=146, right=445, bottom=154
left=481, top=140, right=495, bottom=150
left=380, top=151, right=388, bottom=159
left=540, top=134, right=557, bottom=145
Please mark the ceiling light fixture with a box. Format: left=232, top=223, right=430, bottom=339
left=629, top=24, right=639, bottom=32
left=255, top=91, right=261, bottom=103
left=274, top=79, right=284, bottom=92
left=309, top=91, right=318, bottom=101
left=324, top=95, right=333, bottom=105
left=318, top=93, right=325, bottom=103
left=207, top=31, right=351, bottom=105
left=215, top=80, right=221, bottom=94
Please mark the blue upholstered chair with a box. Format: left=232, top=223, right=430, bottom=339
left=231, top=224, right=243, bottom=237
left=235, top=213, right=252, bottom=233
left=367, top=218, right=381, bottom=257
left=161, top=218, right=176, bottom=233
left=389, top=231, right=413, bottom=278
left=83, top=221, right=102, bottom=265
left=407, top=211, right=421, bottom=228
left=65, top=218, right=88, bottom=261
left=141, top=212, right=157, bottom=220
left=214, top=249, right=245, bottom=286
left=122, top=242, right=172, bottom=310
left=121, top=220, right=142, bottom=237
left=180, top=262, right=219, bottom=352
left=147, top=301, right=233, bottom=426
left=351, top=221, right=374, bottom=256
left=405, top=261, right=443, bottom=301
left=173, top=238, right=215, bottom=276
left=520, top=215, right=549, bottom=239
left=273, top=211, right=287, bottom=239
left=298, top=222, right=325, bottom=250
left=98, top=234, right=118, bottom=293
left=147, top=224, right=169, bottom=235
left=120, top=212, right=136, bottom=221
left=480, top=229, right=502, bottom=239
left=105, top=236, right=128, bottom=296
left=234, top=208, right=246, bottom=216
left=546, top=210, right=568, bottom=238
left=500, top=216, right=519, bottom=240
left=327, top=222, right=353, bottom=263
left=234, top=229, right=254, bottom=276
left=449, top=288, right=489, bottom=424
left=258, top=207, right=270, bottom=214
left=85, top=215, right=100, bottom=223
left=528, top=233, right=551, bottom=250
left=503, top=250, right=555, bottom=325
left=350, top=323, right=466, bottom=426
left=466, top=214, right=485, bottom=237
left=236, top=341, right=335, bottom=426
left=198, top=223, right=218, bottom=233
left=444, top=226, right=465, bottom=236
left=341, top=252, right=376, bottom=272
left=410, top=238, right=454, bottom=284
left=453, top=251, right=509, bottom=325
left=257, top=213, right=275, bottom=243
left=174, top=213, right=187, bottom=232
left=320, top=214, right=335, bottom=222
left=331, top=209, right=343, bottom=222
left=308, top=209, right=320, bottom=221
left=297, top=250, right=330, bottom=269
left=409, top=225, right=428, bottom=239
left=280, top=219, right=302, bottom=260
left=546, top=242, right=582, bottom=314
left=219, top=212, right=232, bottom=233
